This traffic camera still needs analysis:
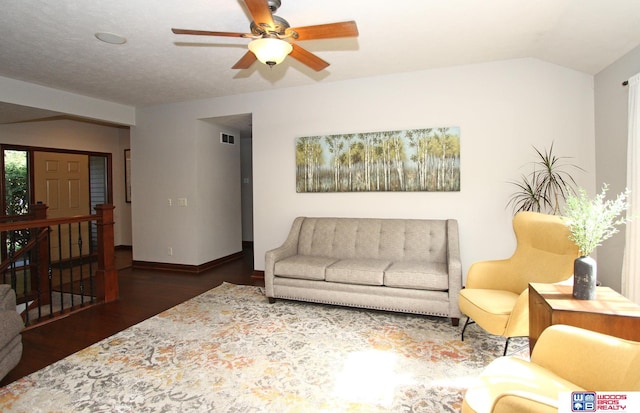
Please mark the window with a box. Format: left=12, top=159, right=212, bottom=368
left=3, top=149, right=29, bottom=216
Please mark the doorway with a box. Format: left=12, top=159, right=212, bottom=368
left=206, top=114, right=254, bottom=243
left=1, top=146, right=112, bottom=258
left=33, top=151, right=90, bottom=259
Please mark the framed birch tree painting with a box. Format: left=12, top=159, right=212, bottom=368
left=296, top=127, right=460, bottom=192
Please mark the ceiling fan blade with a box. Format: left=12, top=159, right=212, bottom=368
left=172, top=28, right=249, bottom=38
left=232, top=51, right=258, bottom=69
left=243, top=0, right=275, bottom=30
left=290, top=21, right=358, bottom=41
left=289, top=44, right=329, bottom=72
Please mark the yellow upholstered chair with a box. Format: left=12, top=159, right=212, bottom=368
left=462, top=324, right=640, bottom=413
left=458, top=211, right=579, bottom=354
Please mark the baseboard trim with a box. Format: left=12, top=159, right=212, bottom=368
left=132, top=251, right=244, bottom=274
left=251, top=270, right=265, bottom=280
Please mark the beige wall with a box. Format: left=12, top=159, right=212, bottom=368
left=131, top=107, right=243, bottom=265
left=196, top=119, right=242, bottom=264
left=2, top=58, right=610, bottom=279
left=0, top=76, right=135, bottom=126
left=0, top=119, right=132, bottom=247
left=132, top=58, right=597, bottom=275
left=594, top=44, right=640, bottom=291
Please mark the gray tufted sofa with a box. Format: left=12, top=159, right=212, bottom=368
left=265, top=217, right=462, bottom=325
left=1, top=284, right=23, bottom=381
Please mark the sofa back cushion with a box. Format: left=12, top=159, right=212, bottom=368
left=297, top=217, right=448, bottom=263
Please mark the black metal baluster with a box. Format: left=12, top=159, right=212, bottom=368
left=8, top=230, right=26, bottom=325
left=68, top=223, right=74, bottom=310
left=8, top=231, right=16, bottom=291
left=47, top=228, right=53, bottom=319
left=58, top=224, right=64, bottom=314
left=19, top=235, right=30, bottom=323
left=89, top=220, right=95, bottom=303
left=30, top=227, right=42, bottom=323
left=77, top=222, right=84, bottom=306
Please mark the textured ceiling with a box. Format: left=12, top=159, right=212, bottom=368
left=1, top=0, right=640, bottom=113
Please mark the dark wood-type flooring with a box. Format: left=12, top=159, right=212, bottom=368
left=1, top=247, right=260, bottom=387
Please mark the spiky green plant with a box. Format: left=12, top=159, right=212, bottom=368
left=562, top=184, right=631, bottom=256
left=507, top=143, right=583, bottom=215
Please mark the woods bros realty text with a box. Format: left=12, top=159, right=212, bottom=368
left=561, top=392, right=638, bottom=412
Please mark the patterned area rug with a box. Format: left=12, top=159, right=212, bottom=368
left=0, top=282, right=528, bottom=412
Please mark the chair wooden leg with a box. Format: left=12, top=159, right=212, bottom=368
left=461, top=317, right=474, bottom=341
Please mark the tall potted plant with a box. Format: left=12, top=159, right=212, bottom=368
left=507, top=143, right=583, bottom=215
left=562, top=184, right=630, bottom=300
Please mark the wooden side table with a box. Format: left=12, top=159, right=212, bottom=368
left=529, top=282, right=640, bottom=353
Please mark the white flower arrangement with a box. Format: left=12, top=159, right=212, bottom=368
left=562, top=184, right=631, bottom=257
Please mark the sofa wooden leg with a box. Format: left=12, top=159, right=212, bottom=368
left=451, top=317, right=460, bottom=327
left=268, top=297, right=276, bottom=304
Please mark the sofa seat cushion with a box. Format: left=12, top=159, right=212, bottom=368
left=462, top=356, right=581, bottom=413
left=325, top=259, right=391, bottom=286
left=274, top=255, right=338, bottom=280
left=384, top=261, right=448, bottom=291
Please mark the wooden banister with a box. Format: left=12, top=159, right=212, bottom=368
left=0, top=214, right=98, bottom=232
left=94, top=205, right=118, bottom=302
left=0, top=203, right=118, bottom=311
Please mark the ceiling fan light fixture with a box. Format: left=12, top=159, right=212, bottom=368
left=248, top=38, right=292, bottom=67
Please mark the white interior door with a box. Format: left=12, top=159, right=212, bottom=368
left=34, top=152, right=90, bottom=260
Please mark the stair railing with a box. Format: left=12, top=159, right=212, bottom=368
left=0, top=203, right=117, bottom=326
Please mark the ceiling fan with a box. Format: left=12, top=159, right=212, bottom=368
left=171, top=0, right=358, bottom=71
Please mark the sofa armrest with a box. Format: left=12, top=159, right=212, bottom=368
left=492, top=390, right=558, bottom=413
left=532, top=324, right=640, bottom=391
left=0, top=284, right=17, bottom=311
left=446, top=219, right=462, bottom=318
left=264, top=217, right=305, bottom=297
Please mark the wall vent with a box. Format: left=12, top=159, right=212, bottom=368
left=220, top=133, right=235, bottom=144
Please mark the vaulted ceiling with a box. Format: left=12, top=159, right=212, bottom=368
left=2, top=0, right=640, bottom=118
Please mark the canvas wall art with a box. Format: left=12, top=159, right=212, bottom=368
left=296, top=127, right=460, bottom=192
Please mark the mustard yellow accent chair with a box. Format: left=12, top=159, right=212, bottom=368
left=462, top=324, right=640, bottom=413
left=458, top=211, right=579, bottom=354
